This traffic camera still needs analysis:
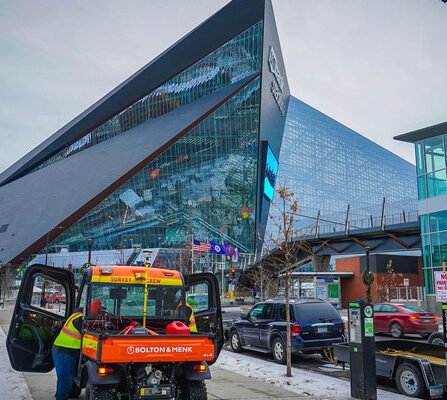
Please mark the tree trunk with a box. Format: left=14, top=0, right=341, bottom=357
left=285, top=263, right=292, bottom=377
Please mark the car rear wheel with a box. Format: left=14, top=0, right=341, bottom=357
left=428, top=332, right=444, bottom=346
left=390, top=322, right=403, bottom=338
left=229, top=330, right=243, bottom=353
left=271, top=337, right=286, bottom=364
left=395, top=363, right=426, bottom=398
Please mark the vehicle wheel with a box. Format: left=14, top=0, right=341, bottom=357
left=180, top=380, right=207, bottom=400
left=271, top=337, right=286, bottom=364
left=229, top=330, right=243, bottom=353
left=68, top=381, right=81, bottom=398
left=395, top=362, right=426, bottom=398
left=428, top=331, right=444, bottom=346
left=85, top=383, right=116, bottom=400
left=390, top=322, right=403, bottom=338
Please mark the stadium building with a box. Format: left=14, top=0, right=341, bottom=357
left=0, top=0, right=416, bottom=273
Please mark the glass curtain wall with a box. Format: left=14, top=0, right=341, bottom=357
left=47, top=82, right=261, bottom=255
left=268, top=97, right=417, bottom=236
left=416, top=133, right=447, bottom=294
left=421, top=211, right=447, bottom=293
left=415, top=135, right=447, bottom=199
left=31, top=22, right=263, bottom=173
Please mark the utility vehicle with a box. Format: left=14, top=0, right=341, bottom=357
left=7, top=264, right=223, bottom=400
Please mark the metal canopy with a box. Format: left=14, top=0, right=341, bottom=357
left=305, top=220, right=421, bottom=256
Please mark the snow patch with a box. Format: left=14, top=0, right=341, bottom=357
left=0, top=326, right=32, bottom=399
left=215, top=350, right=412, bottom=400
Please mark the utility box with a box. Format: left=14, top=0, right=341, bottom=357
left=349, top=302, right=377, bottom=400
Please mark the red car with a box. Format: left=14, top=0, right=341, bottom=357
left=373, top=303, right=439, bottom=338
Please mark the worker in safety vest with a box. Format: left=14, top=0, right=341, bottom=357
left=175, top=300, right=197, bottom=333
left=52, top=299, right=102, bottom=400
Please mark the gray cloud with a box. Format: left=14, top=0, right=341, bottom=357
left=1, top=0, right=446, bottom=173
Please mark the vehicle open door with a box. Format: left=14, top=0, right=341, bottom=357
left=6, top=264, right=75, bottom=372
left=184, top=272, right=224, bottom=363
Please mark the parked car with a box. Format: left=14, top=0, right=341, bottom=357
left=373, top=303, right=439, bottom=338
left=228, top=298, right=344, bottom=363
left=222, top=306, right=241, bottom=340
left=44, top=291, right=66, bottom=304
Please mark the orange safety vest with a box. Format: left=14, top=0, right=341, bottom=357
left=54, top=312, right=82, bottom=349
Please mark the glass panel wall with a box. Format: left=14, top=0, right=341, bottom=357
left=48, top=77, right=261, bottom=254
left=266, top=97, right=417, bottom=242
left=31, top=21, right=263, bottom=173
left=415, top=134, right=447, bottom=200
left=420, top=210, right=447, bottom=294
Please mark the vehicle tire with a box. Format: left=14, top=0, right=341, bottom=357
left=180, top=380, right=207, bottom=400
left=85, top=383, right=115, bottom=400
left=390, top=322, right=403, bottom=338
left=428, top=331, right=444, bottom=346
left=395, top=362, right=426, bottom=398
left=68, top=381, right=81, bottom=398
left=271, top=337, right=286, bottom=364
left=229, top=330, right=243, bottom=353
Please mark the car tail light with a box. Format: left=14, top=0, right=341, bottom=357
left=97, top=366, right=113, bottom=376
left=434, top=316, right=439, bottom=321
left=409, top=315, right=417, bottom=320
left=292, top=324, right=301, bottom=336
left=192, top=363, right=207, bottom=372
left=342, top=321, right=346, bottom=333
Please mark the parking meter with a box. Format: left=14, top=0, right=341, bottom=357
left=348, top=302, right=377, bottom=400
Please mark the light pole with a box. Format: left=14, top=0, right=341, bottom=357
left=87, top=238, right=93, bottom=267
left=364, top=246, right=373, bottom=303
left=142, top=249, right=152, bottom=328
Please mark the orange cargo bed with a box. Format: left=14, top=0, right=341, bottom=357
left=82, top=332, right=216, bottom=363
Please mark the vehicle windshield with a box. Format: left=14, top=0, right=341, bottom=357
left=400, top=305, right=425, bottom=313
left=88, top=284, right=185, bottom=320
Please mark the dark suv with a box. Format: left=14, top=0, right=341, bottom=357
left=228, top=298, right=344, bottom=363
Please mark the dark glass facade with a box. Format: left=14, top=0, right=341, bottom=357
left=47, top=25, right=263, bottom=254
left=32, top=22, right=263, bottom=173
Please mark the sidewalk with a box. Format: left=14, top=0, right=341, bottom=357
left=0, top=324, right=32, bottom=400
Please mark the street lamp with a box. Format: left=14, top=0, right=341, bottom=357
left=142, top=249, right=152, bottom=327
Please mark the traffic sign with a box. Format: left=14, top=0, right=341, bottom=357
left=434, top=271, right=447, bottom=301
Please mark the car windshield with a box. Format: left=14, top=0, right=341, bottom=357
left=400, top=305, right=425, bottom=313
left=294, top=303, right=340, bottom=321
left=89, top=284, right=185, bottom=319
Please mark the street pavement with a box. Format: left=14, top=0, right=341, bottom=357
left=0, top=308, right=303, bottom=400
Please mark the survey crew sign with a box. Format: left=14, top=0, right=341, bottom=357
left=434, top=271, right=447, bottom=301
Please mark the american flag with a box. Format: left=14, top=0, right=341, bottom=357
left=193, top=240, right=210, bottom=253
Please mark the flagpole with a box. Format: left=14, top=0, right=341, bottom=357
left=191, top=235, right=194, bottom=274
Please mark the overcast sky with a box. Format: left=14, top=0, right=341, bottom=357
left=1, top=0, right=446, bottom=174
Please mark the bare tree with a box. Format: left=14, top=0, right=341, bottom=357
left=116, top=248, right=127, bottom=265
left=179, top=236, right=193, bottom=274
left=0, top=265, right=17, bottom=308
left=244, top=263, right=278, bottom=301
left=262, top=184, right=312, bottom=377
left=376, top=259, right=403, bottom=303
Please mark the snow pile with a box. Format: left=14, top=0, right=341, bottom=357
left=0, top=327, right=32, bottom=399
left=215, top=350, right=412, bottom=400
